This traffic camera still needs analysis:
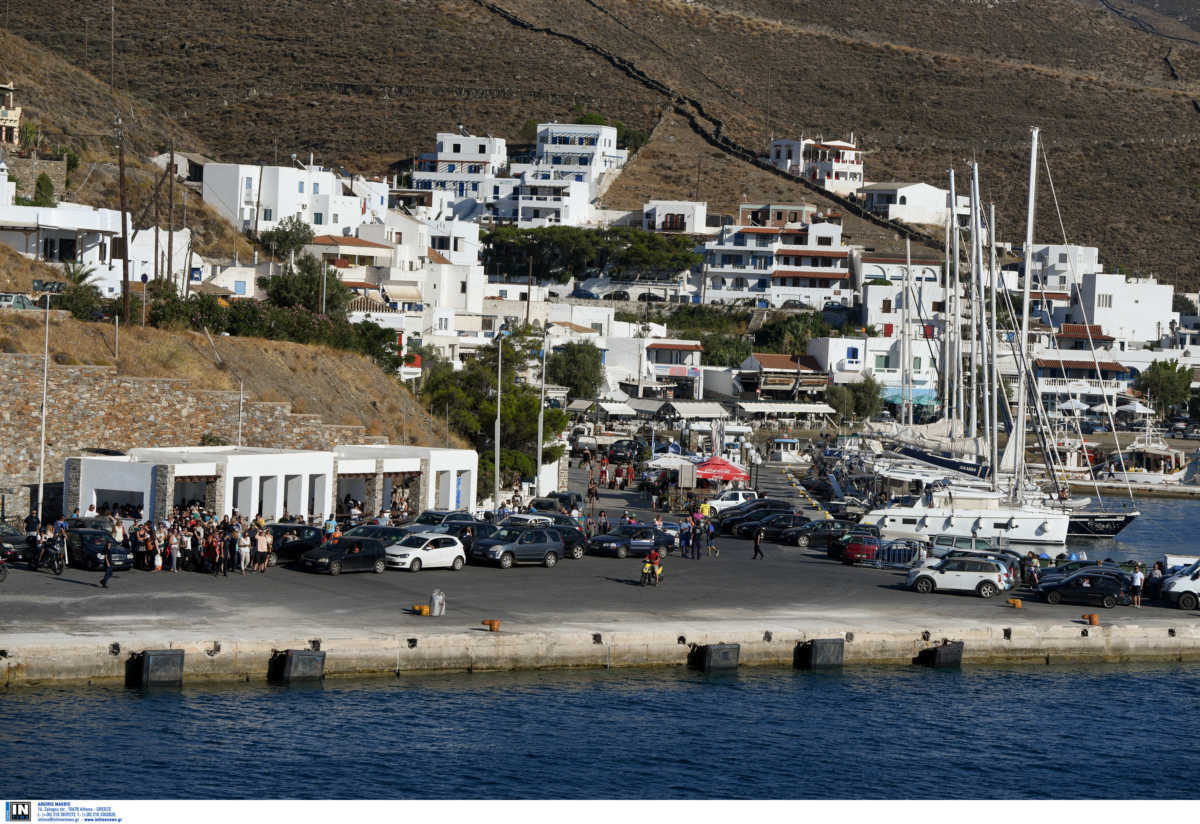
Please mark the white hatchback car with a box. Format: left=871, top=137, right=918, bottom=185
left=385, top=532, right=466, bottom=572
left=907, top=556, right=1007, bottom=599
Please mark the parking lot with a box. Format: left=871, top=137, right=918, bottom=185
left=1, top=472, right=1189, bottom=645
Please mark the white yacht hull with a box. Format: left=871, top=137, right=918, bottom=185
left=865, top=504, right=1071, bottom=545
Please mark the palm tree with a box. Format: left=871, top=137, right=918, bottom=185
left=62, top=260, right=98, bottom=286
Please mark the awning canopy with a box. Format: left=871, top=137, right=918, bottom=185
left=1058, top=399, right=1090, bottom=411
left=736, top=401, right=836, bottom=415
left=566, top=400, right=593, bottom=413
left=1118, top=401, right=1155, bottom=415
left=663, top=401, right=729, bottom=420
left=695, top=456, right=750, bottom=482
left=381, top=285, right=422, bottom=302
left=628, top=398, right=665, bottom=415
left=645, top=454, right=695, bottom=470
left=598, top=401, right=637, bottom=417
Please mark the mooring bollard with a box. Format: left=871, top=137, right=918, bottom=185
left=915, top=640, right=964, bottom=668
left=1007, top=598, right=1022, bottom=609
left=1083, top=613, right=1100, bottom=626
left=124, top=649, right=185, bottom=689
left=794, top=638, right=844, bottom=669
left=482, top=619, right=501, bottom=632
left=267, top=649, right=326, bottom=684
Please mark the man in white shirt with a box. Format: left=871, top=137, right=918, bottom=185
left=1131, top=564, right=1145, bottom=608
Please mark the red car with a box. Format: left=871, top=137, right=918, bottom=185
left=841, top=535, right=882, bottom=565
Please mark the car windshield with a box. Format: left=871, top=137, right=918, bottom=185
left=491, top=528, right=524, bottom=541
left=398, top=536, right=429, bottom=549
left=81, top=534, right=108, bottom=547
left=415, top=513, right=444, bottom=525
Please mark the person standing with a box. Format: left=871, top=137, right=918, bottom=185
left=100, top=537, right=114, bottom=589
left=1131, top=564, right=1145, bottom=608
left=679, top=522, right=692, bottom=559
left=238, top=528, right=251, bottom=575
left=752, top=528, right=765, bottom=560
left=598, top=511, right=610, bottom=537
left=691, top=525, right=703, bottom=560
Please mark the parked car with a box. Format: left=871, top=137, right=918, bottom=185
left=587, top=524, right=675, bottom=559
left=607, top=290, right=630, bottom=301
left=827, top=525, right=883, bottom=561
left=405, top=509, right=477, bottom=529
left=841, top=534, right=883, bottom=565
left=607, top=439, right=644, bottom=464
left=527, top=497, right=567, bottom=513
left=907, top=557, right=1008, bottom=598
left=503, top=513, right=554, bottom=528
left=706, top=489, right=759, bottom=514
left=1161, top=560, right=1200, bottom=610
left=1036, top=570, right=1128, bottom=608
left=300, top=536, right=388, bottom=575
left=0, top=523, right=35, bottom=563
left=779, top=299, right=813, bottom=310
left=383, top=532, right=466, bottom=572
left=65, top=529, right=133, bottom=571
left=549, top=490, right=584, bottom=511
left=265, top=522, right=326, bottom=565
left=547, top=525, right=588, bottom=560
left=717, top=499, right=793, bottom=533
left=930, top=534, right=994, bottom=557
left=637, top=292, right=665, bottom=302
left=569, top=288, right=599, bottom=300
left=740, top=512, right=810, bottom=541
left=733, top=511, right=805, bottom=539
left=0, top=292, right=37, bottom=310
left=471, top=526, right=565, bottom=568
left=937, top=549, right=1019, bottom=589
left=780, top=519, right=857, bottom=548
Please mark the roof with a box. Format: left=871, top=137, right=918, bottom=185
left=309, top=235, right=391, bottom=249
left=1030, top=291, right=1070, bottom=301
left=861, top=255, right=944, bottom=265
left=628, top=398, right=665, bottom=414
left=1056, top=323, right=1114, bottom=341
left=773, top=270, right=849, bottom=280
left=598, top=401, right=637, bottom=416
left=1034, top=358, right=1129, bottom=373
left=858, top=181, right=924, bottom=191
left=737, top=401, right=836, bottom=415
left=427, top=247, right=452, bottom=265
left=189, top=281, right=234, bottom=296
left=736, top=227, right=782, bottom=235
left=750, top=353, right=822, bottom=372
left=550, top=320, right=597, bottom=334
left=776, top=249, right=849, bottom=258
left=646, top=342, right=703, bottom=352
left=663, top=401, right=729, bottom=419
left=339, top=280, right=377, bottom=290
left=566, top=400, right=594, bottom=413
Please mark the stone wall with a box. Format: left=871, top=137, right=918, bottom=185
left=6, top=156, right=68, bottom=199
left=0, top=354, right=386, bottom=516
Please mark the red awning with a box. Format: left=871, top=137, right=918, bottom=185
left=694, top=457, right=750, bottom=482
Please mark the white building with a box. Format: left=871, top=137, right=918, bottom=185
left=529, top=122, right=627, bottom=190
left=859, top=181, right=970, bottom=230
left=807, top=335, right=941, bottom=403
left=642, top=200, right=713, bottom=235
left=1068, top=272, right=1177, bottom=345
left=1029, top=244, right=1100, bottom=290
left=769, top=137, right=863, bottom=195
left=0, top=154, right=191, bottom=296
left=202, top=160, right=389, bottom=235
left=411, top=132, right=509, bottom=220
left=700, top=218, right=854, bottom=307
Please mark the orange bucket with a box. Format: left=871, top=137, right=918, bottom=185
left=1007, top=598, right=1022, bottom=609
left=482, top=619, right=501, bottom=632
left=1083, top=613, right=1100, bottom=626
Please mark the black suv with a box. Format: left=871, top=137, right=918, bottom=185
left=470, top=526, right=565, bottom=568
left=65, top=529, right=133, bottom=570
left=780, top=519, right=857, bottom=548
left=265, top=522, right=325, bottom=565
left=300, top=537, right=388, bottom=575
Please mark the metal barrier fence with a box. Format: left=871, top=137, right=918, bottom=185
left=864, top=543, right=923, bottom=569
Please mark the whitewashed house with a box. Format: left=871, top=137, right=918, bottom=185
left=1068, top=272, right=1178, bottom=345
left=769, top=137, right=863, bottom=195
left=642, top=200, right=713, bottom=235
left=859, top=181, right=970, bottom=230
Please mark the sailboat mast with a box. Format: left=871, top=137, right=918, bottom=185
left=968, top=170, right=980, bottom=441
left=903, top=238, right=913, bottom=426
left=941, top=204, right=952, bottom=427
left=971, top=163, right=990, bottom=462
left=950, top=169, right=962, bottom=437
left=988, top=202, right=1000, bottom=493
left=1013, top=127, right=1040, bottom=500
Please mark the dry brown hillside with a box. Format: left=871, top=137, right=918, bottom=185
left=5, top=0, right=1200, bottom=282
left=0, top=309, right=459, bottom=449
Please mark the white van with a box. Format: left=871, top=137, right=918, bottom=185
left=1161, top=560, right=1200, bottom=610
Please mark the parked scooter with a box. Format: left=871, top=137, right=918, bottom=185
left=29, top=536, right=64, bottom=576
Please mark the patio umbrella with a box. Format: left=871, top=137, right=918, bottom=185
left=1058, top=399, right=1089, bottom=412
left=645, top=454, right=692, bottom=470
left=695, top=456, right=750, bottom=482
left=1118, top=401, right=1155, bottom=415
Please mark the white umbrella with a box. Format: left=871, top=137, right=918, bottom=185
left=1090, top=403, right=1114, bottom=413
left=1058, top=399, right=1089, bottom=412
left=1118, top=401, right=1155, bottom=415
left=645, top=454, right=692, bottom=470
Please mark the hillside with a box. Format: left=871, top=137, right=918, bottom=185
left=4, top=0, right=1200, bottom=281
left=0, top=301, right=457, bottom=450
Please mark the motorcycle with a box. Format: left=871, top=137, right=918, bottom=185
left=29, top=538, right=65, bottom=576
left=640, top=558, right=664, bottom=587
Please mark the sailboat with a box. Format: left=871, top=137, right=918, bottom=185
left=866, top=138, right=1071, bottom=546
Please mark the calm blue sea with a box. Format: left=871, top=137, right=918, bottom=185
left=1, top=496, right=1197, bottom=800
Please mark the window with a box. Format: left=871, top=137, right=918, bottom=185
left=313, top=213, right=323, bottom=225
left=263, top=208, right=273, bottom=221
left=1059, top=253, right=1068, bottom=263
left=447, top=164, right=455, bottom=173
left=313, top=182, right=319, bottom=195
left=332, top=214, right=339, bottom=224
left=1098, top=294, right=1113, bottom=308
left=478, top=143, right=486, bottom=153
left=846, top=346, right=859, bottom=361
left=932, top=301, right=946, bottom=312
left=452, top=143, right=461, bottom=153
left=459, top=281, right=467, bottom=294
left=431, top=236, right=450, bottom=251
left=818, top=236, right=833, bottom=246
left=881, top=299, right=892, bottom=313
left=298, top=181, right=305, bottom=193
left=875, top=355, right=889, bottom=370
left=234, top=280, right=247, bottom=296
left=437, top=316, right=449, bottom=331
left=453, top=238, right=461, bottom=252
left=244, top=176, right=253, bottom=190
left=913, top=356, right=921, bottom=371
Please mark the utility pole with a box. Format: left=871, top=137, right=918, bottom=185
left=36, top=291, right=50, bottom=526
left=118, top=120, right=131, bottom=321
left=494, top=339, right=502, bottom=515
left=321, top=262, right=327, bottom=315
left=525, top=255, right=533, bottom=328
left=536, top=334, right=547, bottom=496
left=110, top=0, right=115, bottom=92
left=167, top=143, right=175, bottom=290
left=153, top=185, right=160, bottom=281
left=238, top=380, right=245, bottom=447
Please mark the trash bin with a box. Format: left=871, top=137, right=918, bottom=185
left=429, top=589, right=446, bottom=617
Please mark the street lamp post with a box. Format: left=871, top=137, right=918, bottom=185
left=36, top=290, right=50, bottom=525
left=494, top=338, right=502, bottom=516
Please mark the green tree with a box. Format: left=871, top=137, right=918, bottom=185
left=33, top=173, right=56, bottom=207
left=1173, top=294, right=1198, bottom=316
left=546, top=341, right=604, bottom=399
left=753, top=312, right=830, bottom=353
left=258, top=215, right=315, bottom=260
left=62, top=260, right=98, bottom=286
left=700, top=333, right=751, bottom=367
left=1133, top=359, right=1192, bottom=416
left=260, top=254, right=350, bottom=317
left=850, top=374, right=884, bottom=420
left=826, top=385, right=855, bottom=421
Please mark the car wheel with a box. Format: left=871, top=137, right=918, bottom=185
left=1179, top=592, right=1199, bottom=611
left=1045, top=590, right=1062, bottom=605
left=1101, top=594, right=1117, bottom=609
left=616, top=546, right=628, bottom=559
left=329, top=560, right=342, bottom=576
left=797, top=535, right=810, bottom=547
left=409, top=559, right=422, bottom=573
left=451, top=556, right=464, bottom=571
left=977, top=581, right=998, bottom=599
left=500, top=552, right=514, bottom=569
left=913, top=576, right=934, bottom=594
left=543, top=551, right=558, bottom=568
left=571, top=545, right=584, bottom=560
left=373, top=558, right=386, bottom=574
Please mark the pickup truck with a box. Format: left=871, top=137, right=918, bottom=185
left=705, top=489, right=759, bottom=514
